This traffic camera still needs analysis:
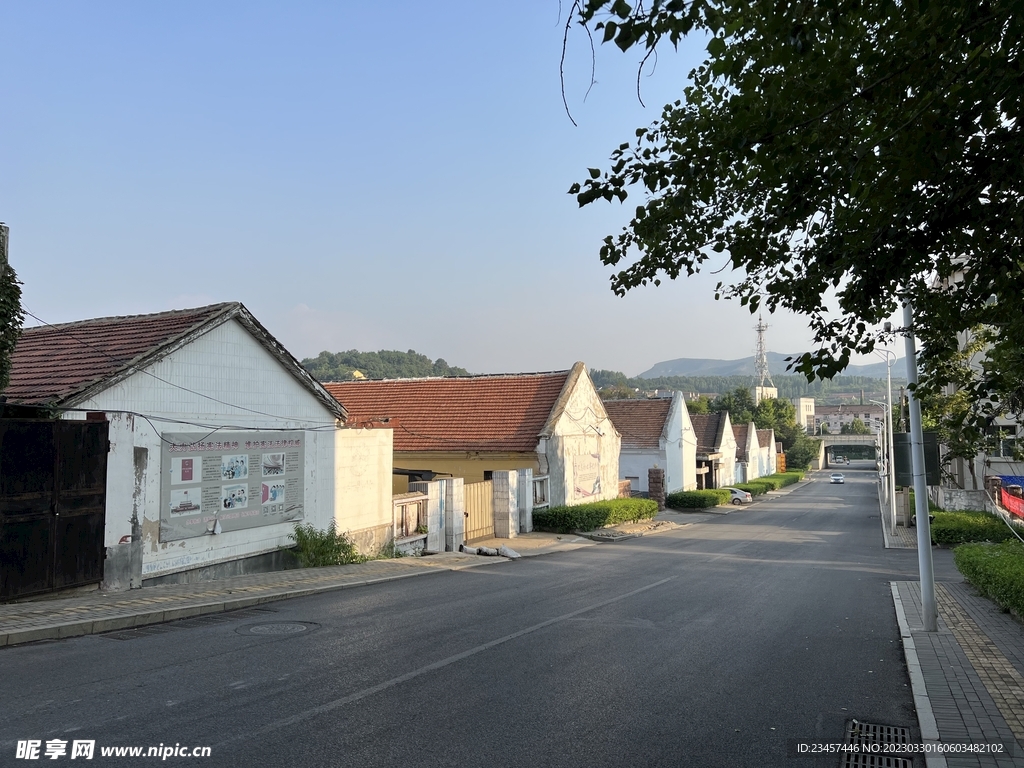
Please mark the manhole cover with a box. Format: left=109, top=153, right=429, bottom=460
left=238, top=622, right=318, bottom=636
left=838, top=720, right=913, bottom=768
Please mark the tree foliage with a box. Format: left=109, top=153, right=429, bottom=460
left=570, top=0, right=1024, bottom=420
left=0, top=226, right=24, bottom=393
left=596, top=370, right=900, bottom=400
left=841, top=417, right=871, bottom=435
left=302, top=349, right=470, bottom=382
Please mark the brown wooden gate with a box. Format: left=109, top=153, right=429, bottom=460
left=0, top=418, right=109, bottom=601
left=463, top=480, right=493, bottom=542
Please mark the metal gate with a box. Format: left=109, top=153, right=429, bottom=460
left=463, top=480, right=493, bottom=542
left=0, top=418, right=109, bottom=600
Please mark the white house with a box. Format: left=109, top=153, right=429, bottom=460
left=604, top=392, right=697, bottom=494
left=325, top=362, right=621, bottom=509
left=756, top=428, right=778, bottom=477
left=732, top=422, right=761, bottom=483
left=691, top=412, right=737, bottom=489
left=5, top=303, right=394, bottom=587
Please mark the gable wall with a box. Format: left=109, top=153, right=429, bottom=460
left=547, top=373, right=621, bottom=506
left=67, top=319, right=381, bottom=579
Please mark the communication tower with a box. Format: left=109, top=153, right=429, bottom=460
left=753, top=315, right=777, bottom=403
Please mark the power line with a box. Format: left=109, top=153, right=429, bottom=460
left=22, top=307, right=339, bottom=427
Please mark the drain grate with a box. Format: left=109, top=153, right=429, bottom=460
left=100, top=606, right=277, bottom=640
left=838, top=721, right=914, bottom=768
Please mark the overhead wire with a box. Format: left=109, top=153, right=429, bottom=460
left=22, top=307, right=340, bottom=427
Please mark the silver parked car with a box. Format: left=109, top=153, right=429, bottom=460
left=723, top=487, right=753, bottom=505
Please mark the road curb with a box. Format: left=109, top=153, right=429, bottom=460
left=0, top=562, right=501, bottom=649
left=891, top=582, right=948, bottom=768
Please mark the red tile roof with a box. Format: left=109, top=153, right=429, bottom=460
left=757, top=429, right=774, bottom=449
left=325, top=370, right=573, bottom=452
left=6, top=304, right=236, bottom=405
left=4, top=303, right=346, bottom=419
left=603, top=399, right=671, bottom=449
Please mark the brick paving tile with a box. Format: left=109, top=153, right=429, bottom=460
left=897, top=581, right=1024, bottom=767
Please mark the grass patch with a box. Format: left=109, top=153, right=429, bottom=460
left=533, top=498, right=658, bottom=533
left=666, top=489, right=731, bottom=508
left=954, top=540, right=1024, bottom=616
left=930, top=509, right=1016, bottom=546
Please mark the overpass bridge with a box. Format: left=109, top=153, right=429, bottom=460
left=812, top=434, right=881, bottom=469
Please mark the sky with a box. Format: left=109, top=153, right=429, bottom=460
left=1, top=2, right=887, bottom=378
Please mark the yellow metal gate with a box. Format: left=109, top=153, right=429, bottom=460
left=463, top=480, right=494, bottom=542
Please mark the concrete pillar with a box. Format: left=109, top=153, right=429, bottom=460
left=516, top=468, right=533, bottom=533
left=492, top=470, right=519, bottom=538
left=648, top=467, right=666, bottom=511
left=444, top=478, right=465, bottom=552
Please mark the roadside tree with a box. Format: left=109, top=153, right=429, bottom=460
left=568, top=0, right=1024, bottom=427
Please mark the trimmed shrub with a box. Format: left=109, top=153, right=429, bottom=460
left=733, top=473, right=804, bottom=496
left=954, top=540, right=1024, bottom=616
left=930, top=509, right=1016, bottom=546
left=735, top=482, right=771, bottom=496
left=289, top=520, right=367, bottom=567
left=533, top=498, right=658, bottom=533
left=666, top=489, right=731, bottom=508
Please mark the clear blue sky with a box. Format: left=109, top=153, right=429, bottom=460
left=2, top=2, right=862, bottom=376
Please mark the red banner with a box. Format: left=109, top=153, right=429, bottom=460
left=1000, top=488, right=1024, bottom=519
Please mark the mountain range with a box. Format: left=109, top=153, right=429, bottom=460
left=637, top=351, right=904, bottom=380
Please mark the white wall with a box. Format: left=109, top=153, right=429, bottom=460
left=333, top=428, right=393, bottom=534
left=546, top=371, right=621, bottom=507
left=68, top=318, right=371, bottom=579
left=718, top=414, right=737, bottom=488
left=619, top=448, right=663, bottom=493
left=679, top=397, right=698, bottom=491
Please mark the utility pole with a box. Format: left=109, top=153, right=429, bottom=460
left=904, top=301, right=937, bottom=632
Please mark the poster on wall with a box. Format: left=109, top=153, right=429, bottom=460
left=573, top=453, right=602, bottom=500
left=160, top=431, right=305, bottom=541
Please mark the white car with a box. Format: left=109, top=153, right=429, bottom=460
left=723, top=487, right=753, bottom=505
left=830, top=473, right=845, bottom=484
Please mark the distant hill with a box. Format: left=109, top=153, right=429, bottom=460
left=638, top=351, right=903, bottom=380
left=301, top=349, right=470, bottom=382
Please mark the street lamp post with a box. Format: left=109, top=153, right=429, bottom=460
left=872, top=348, right=898, bottom=536
left=903, top=301, right=938, bottom=633
left=870, top=397, right=897, bottom=536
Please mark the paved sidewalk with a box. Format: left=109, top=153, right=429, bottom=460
left=0, top=530, right=608, bottom=649
left=0, top=552, right=506, bottom=649
left=893, top=579, right=1024, bottom=767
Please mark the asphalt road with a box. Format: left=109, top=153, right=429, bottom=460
left=1, top=465, right=961, bottom=767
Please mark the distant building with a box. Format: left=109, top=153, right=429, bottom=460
left=792, top=397, right=816, bottom=431
left=814, top=404, right=884, bottom=435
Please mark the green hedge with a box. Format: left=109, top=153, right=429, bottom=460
left=734, top=481, right=770, bottom=496
left=930, top=509, right=1016, bottom=546
left=666, top=489, right=732, bottom=508
left=954, top=540, right=1024, bottom=616
left=733, top=472, right=805, bottom=497
left=533, top=498, right=658, bottom=533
